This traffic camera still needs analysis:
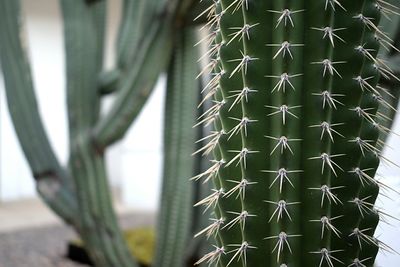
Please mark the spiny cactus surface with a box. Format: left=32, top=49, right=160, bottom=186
left=194, top=0, right=400, bottom=266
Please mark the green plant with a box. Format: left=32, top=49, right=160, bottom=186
left=0, top=0, right=210, bottom=267
left=194, top=0, right=400, bottom=266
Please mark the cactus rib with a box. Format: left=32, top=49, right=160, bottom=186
left=195, top=0, right=400, bottom=266
left=154, top=27, right=199, bottom=267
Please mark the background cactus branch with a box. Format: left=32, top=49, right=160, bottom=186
left=0, top=0, right=78, bottom=225
left=1, top=0, right=216, bottom=266
left=92, top=0, right=199, bottom=149
left=195, top=1, right=400, bottom=266
left=153, top=26, right=200, bottom=267
left=98, top=0, right=160, bottom=95
left=60, top=0, right=139, bottom=265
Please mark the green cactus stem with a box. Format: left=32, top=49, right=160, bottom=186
left=60, top=1, right=138, bottom=265
left=154, top=27, right=199, bottom=267
left=0, top=0, right=78, bottom=225
left=194, top=1, right=400, bottom=266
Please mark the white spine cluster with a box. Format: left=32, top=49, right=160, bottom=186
left=193, top=1, right=400, bottom=266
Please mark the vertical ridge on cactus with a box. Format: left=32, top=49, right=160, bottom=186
left=195, top=0, right=400, bottom=266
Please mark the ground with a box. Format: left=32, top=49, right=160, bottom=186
left=0, top=212, right=155, bottom=267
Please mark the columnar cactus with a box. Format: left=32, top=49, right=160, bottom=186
left=0, top=0, right=208, bottom=266
left=195, top=0, right=399, bottom=266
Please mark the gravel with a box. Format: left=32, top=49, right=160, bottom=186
left=0, top=212, right=155, bottom=267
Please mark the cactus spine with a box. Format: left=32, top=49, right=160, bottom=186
left=195, top=0, right=400, bottom=266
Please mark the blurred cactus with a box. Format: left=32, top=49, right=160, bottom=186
left=0, top=0, right=209, bottom=266
left=194, top=1, right=400, bottom=267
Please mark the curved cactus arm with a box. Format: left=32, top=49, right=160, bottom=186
left=98, top=0, right=162, bottom=94
left=378, top=54, right=400, bottom=143
left=187, top=160, right=215, bottom=267
left=153, top=26, right=200, bottom=267
left=0, top=0, right=78, bottom=224
left=378, top=0, right=400, bottom=56
left=60, top=1, right=138, bottom=266
left=93, top=0, right=197, bottom=148
left=185, top=50, right=219, bottom=266
left=116, top=0, right=160, bottom=69
left=93, top=22, right=173, bottom=148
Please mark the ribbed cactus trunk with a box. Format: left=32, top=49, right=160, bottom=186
left=195, top=1, right=398, bottom=266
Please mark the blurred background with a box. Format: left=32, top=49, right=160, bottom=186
left=0, top=0, right=161, bottom=265
left=0, top=0, right=399, bottom=266
left=0, top=0, right=164, bottom=210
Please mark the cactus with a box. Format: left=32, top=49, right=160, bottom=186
left=0, top=0, right=208, bottom=267
left=154, top=27, right=201, bottom=267
left=195, top=1, right=400, bottom=266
